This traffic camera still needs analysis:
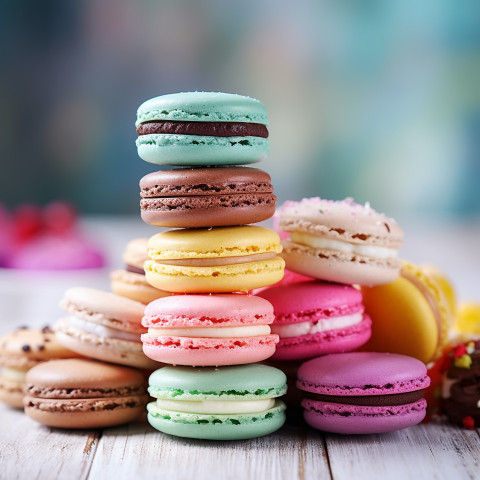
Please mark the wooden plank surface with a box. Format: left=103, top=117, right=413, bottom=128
left=87, top=420, right=331, bottom=480
left=0, top=405, right=99, bottom=480
left=325, top=422, right=480, bottom=480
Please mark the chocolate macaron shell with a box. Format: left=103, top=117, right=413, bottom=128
left=139, top=167, right=276, bottom=228
left=139, top=167, right=273, bottom=197
left=24, top=359, right=149, bottom=429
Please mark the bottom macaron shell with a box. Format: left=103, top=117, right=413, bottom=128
left=141, top=202, right=276, bottom=229
left=302, top=398, right=427, bottom=434
left=272, top=315, right=372, bottom=361
left=147, top=400, right=286, bottom=440
left=142, top=335, right=278, bottom=366
left=24, top=402, right=145, bottom=429
left=282, top=247, right=400, bottom=286
left=144, top=258, right=285, bottom=293
left=55, top=329, right=159, bottom=370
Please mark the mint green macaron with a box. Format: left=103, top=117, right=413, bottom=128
left=135, top=92, right=269, bottom=166
left=147, top=364, right=287, bottom=440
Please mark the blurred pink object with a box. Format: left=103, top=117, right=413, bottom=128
left=6, top=235, right=104, bottom=270
left=2, top=201, right=105, bottom=270
left=0, top=205, right=14, bottom=266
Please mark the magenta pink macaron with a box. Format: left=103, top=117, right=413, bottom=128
left=141, top=294, right=279, bottom=366
left=297, top=352, right=430, bottom=434
left=256, top=281, right=371, bottom=361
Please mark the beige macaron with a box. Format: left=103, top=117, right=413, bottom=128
left=111, top=238, right=170, bottom=304
left=55, top=287, right=159, bottom=369
left=24, top=358, right=149, bottom=428
left=278, top=197, right=403, bottom=286
left=0, top=326, right=79, bottom=408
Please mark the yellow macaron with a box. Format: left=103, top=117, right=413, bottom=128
left=144, top=226, right=285, bottom=293
left=361, top=261, right=454, bottom=364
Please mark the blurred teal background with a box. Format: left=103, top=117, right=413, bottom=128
left=1, top=0, right=479, bottom=222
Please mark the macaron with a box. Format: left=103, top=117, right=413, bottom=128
left=297, top=352, right=430, bottom=434
left=110, top=238, right=170, bottom=304
left=450, top=302, right=480, bottom=344
left=55, top=287, right=158, bottom=369
left=278, top=197, right=403, bottom=286
left=0, top=326, right=79, bottom=408
left=144, top=225, right=285, bottom=293
left=440, top=340, right=480, bottom=429
left=141, top=294, right=279, bottom=366
left=24, top=359, right=149, bottom=428
left=147, top=364, right=287, bottom=440
left=361, top=261, right=453, bottom=364
left=256, top=281, right=372, bottom=361
left=139, top=167, right=276, bottom=228
left=135, top=92, right=269, bottom=166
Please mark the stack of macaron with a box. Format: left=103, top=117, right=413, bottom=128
left=135, top=92, right=287, bottom=440
left=253, top=197, right=435, bottom=434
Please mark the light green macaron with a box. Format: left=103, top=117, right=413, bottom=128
left=147, top=364, right=287, bottom=440
left=135, top=92, right=270, bottom=166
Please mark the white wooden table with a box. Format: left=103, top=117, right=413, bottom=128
left=1, top=216, right=479, bottom=480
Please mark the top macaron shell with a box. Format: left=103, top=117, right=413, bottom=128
left=279, top=197, right=403, bottom=286
left=297, top=352, right=430, bottom=396
left=135, top=92, right=269, bottom=166
left=256, top=281, right=372, bottom=361
left=139, top=167, right=276, bottom=228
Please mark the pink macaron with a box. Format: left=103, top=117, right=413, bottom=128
left=256, top=281, right=371, bottom=361
left=297, top=352, right=430, bottom=434
left=141, top=294, right=279, bottom=366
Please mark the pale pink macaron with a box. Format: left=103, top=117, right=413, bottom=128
left=256, top=281, right=371, bottom=361
left=141, top=294, right=279, bottom=366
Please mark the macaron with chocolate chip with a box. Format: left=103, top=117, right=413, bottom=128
left=135, top=92, right=269, bottom=166
left=139, top=167, right=276, bottom=228
left=24, top=358, right=149, bottom=428
left=0, top=326, right=80, bottom=408
left=110, top=238, right=171, bottom=304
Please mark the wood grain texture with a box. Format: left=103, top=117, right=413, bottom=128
left=87, top=420, right=331, bottom=480
left=325, top=422, right=480, bottom=480
left=0, top=405, right=100, bottom=480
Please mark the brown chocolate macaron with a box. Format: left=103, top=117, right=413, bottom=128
left=24, top=359, right=149, bottom=428
left=0, top=326, right=80, bottom=408
left=139, top=166, right=276, bottom=228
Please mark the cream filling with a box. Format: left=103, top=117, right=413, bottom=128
left=148, top=324, right=271, bottom=338
left=290, top=232, right=398, bottom=259
left=271, top=313, right=363, bottom=338
left=66, top=316, right=142, bottom=343
left=1, top=366, right=28, bottom=383
left=155, top=398, right=275, bottom=414
left=153, top=252, right=277, bottom=267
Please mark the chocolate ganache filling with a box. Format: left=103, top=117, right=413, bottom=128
left=136, top=121, right=268, bottom=138
left=304, top=390, right=425, bottom=407
left=126, top=265, right=145, bottom=275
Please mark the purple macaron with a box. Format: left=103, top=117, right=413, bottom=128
left=297, top=352, right=430, bottom=434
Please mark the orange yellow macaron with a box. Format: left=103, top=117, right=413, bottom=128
left=361, top=261, right=454, bottom=365
left=144, top=225, right=285, bottom=293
